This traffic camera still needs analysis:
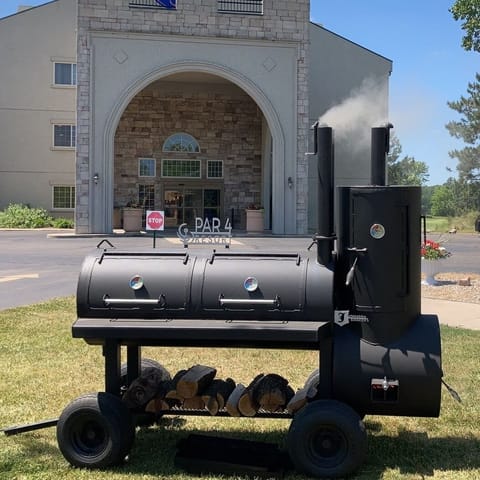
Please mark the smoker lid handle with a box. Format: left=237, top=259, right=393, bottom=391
left=103, top=295, right=166, bottom=307
left=219, top=295, right=281, bottom=308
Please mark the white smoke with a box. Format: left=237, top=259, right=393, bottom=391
left=319, top=77, right=389, bottom=155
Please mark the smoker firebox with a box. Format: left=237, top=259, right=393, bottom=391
left=55, top=125, right=443, bottom=478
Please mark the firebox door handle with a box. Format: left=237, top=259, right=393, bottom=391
left=345, top=247, right=367, bottom=287
left=345, top=257, right=358, bottom=287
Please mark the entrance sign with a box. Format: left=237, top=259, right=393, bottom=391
left=177, top=217, right=232, bottom=247
left=146, top=210, right=164, bottom=231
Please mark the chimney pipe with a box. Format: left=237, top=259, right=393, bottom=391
left=314, top=124, right=335, bottom=265
left=371, top=123, right=393, bottom=186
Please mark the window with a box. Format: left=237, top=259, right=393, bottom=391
left=54, top=63, right=76, bottom=86
left=163, top=133, right=200, bottom=153
left=53, top=125, right=76, bottom=148
left=139, top=158, right=156, bottom=177
left=139, top=185, right=155, bottom=209
left=53, top=186, right=75, bottom=209
left=162, top=159, right=201, bottom=178
left=129, top=0, right=177, bottom=10
left=207, top=160, right=224, bottom=178
left=218, top=0, right=263, bottom=15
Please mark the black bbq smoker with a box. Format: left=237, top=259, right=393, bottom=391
left=45, top=125, right=446, bottom=477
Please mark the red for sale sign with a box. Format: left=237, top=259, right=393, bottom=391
left=146, top=210, right=164, bottom=231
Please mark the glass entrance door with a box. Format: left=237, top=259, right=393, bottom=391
left=164, top=187, right=221, bottom=227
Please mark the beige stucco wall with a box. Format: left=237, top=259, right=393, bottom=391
left=0, top=0, right=76, bottom=215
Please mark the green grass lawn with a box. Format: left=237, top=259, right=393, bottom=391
left=1, top=298, right=479, bottom=479
left=426, top=212, right=479, bottom=233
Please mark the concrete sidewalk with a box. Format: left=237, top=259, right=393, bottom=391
left=422, top=297, right=480, bottom=330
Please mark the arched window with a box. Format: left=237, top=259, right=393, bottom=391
left=162, top=133, right=200, bottom=153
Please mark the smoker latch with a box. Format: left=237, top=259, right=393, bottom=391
left=334, top=310, right=369, bottom=326
left=371, top=377, right=399, bottom=402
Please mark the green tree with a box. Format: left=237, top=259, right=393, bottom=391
left=421, top=185, right=436, bottom=215
left=446, top=73, right=480, bottom=181
left=430, top=178, right=480, bottom=216
left=387, top=133, right=429, bottom=185
left=447, top=1, right=480, bottom=181
left=450, top=0, right=480, bottom=52
left=430, top=183, right=457, bottom=216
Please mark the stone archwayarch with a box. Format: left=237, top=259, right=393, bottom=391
left=100, top=61, right=287, bottom=233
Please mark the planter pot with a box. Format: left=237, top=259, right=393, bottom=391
left=123, top=208, right=143, bottom=232
left=246, top=209, right=264, bottom=233
left=421, top=258, right=447, bottom=286
left=113, top=208, right=122, bottom=229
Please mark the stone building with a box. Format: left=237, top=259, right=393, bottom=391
left=0, top=0, right=392, bottom=234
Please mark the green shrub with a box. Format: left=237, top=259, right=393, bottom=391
left=0, top=203, right=53, bottom=228
left=52, top=217, right=74, bottom=229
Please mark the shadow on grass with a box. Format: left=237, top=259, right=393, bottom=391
left=4, top=420, right=479, bottom=478
left=123, top=421, right=480, bottom=478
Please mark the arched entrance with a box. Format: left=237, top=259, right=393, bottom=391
left=101, top=61, right=287, bottom=234
left=112, top=72, right=272, bottom=231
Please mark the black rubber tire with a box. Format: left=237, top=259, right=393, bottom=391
left=287, top=399, right=367, bottom=478
left=120, top=358, right=170, bottom=388
left=57, top=392, right=135, bottom=469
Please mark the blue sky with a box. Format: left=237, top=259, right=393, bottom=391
left=1, top=0, right=477, bottom=185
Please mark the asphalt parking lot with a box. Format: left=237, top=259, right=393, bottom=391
left=0, top=229, right=478, bottom=311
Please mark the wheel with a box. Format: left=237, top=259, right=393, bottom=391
left=120, top=358, right=170, bottom=388
left=57, top=392, right=135, bottom=469
left=287, top=400, right=367, bottom=478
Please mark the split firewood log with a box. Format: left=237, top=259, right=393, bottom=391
left=238, top=373, right=264, bottom=416
left=163, top=369, right=188, bottom=402
left=145, top=397, right=170, bottom=414
left=122, top=366, right=170, bottom=409
left=225, top=383, right=246, bottom=417
left=286, top=388, right=309, bottom=414
left=250, top=373, right=293, bottom=413
left=182, top=396, right=206, bottom=410
left=176, top=365, right=217, bottom=399
left=201, top=378, right=236, bottom=415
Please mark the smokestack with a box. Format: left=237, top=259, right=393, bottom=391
left=314, top=123, right=335, bottom=266
left=371, top=123, right=393, bottom=185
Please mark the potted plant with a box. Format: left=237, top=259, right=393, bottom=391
left=421, top=238, right=451, bottom=285
left=122, top=199, right=144, bottom=232
left=245, top=204, right=264, bottom=233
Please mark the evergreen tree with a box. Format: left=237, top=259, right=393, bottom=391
left=447, top=1, right=480, bottom=181
left=446, top=74, right=480, bottom=181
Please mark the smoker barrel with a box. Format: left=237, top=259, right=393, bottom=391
left=77, top=250, right=334, bottom=323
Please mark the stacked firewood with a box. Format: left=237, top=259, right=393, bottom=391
left=122, top=364, right=317, bottom=417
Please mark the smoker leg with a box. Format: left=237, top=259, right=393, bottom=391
left=317, top=337, right=333, bottom=398
left=103, top=340, right=121, bottom=396
left=126, top=345, right=141, bottom=387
